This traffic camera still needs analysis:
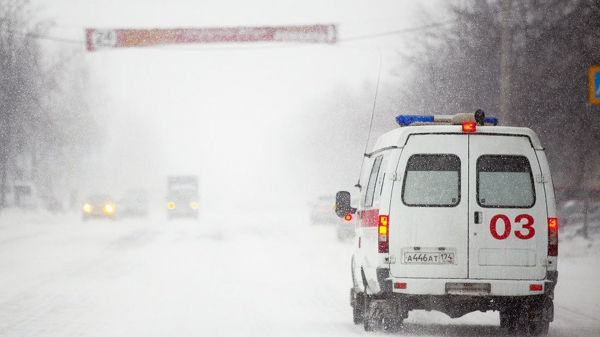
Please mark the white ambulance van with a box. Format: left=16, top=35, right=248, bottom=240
left=335, top=111, right=558, bottom=335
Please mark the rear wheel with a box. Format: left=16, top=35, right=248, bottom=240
left=350, top=258, right=365, bottom=325
left=363, top=298, right=404, bottom=332
left=363, top=297, right=378, bottom=332
left=352, top=291, right=364, bottom=324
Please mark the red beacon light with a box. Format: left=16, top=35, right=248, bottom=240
left=462, top=122, right=476, bottom=132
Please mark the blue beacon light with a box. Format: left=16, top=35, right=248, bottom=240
left=395, top=114, right=499, bottom=126
left=395, top=115, right=434, bottom=126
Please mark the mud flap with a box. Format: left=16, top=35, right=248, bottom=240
left=542, top=297, right=554, bottom=323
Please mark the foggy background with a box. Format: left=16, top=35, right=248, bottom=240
left=1, top=0, right=599, bottom=213
left=15, top=0, right=446, bottom=213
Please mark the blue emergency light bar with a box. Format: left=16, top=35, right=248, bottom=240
left=396, top=114, right=499, bottom=127
left=395, top=115, right=434, bottom=126
left=484, top=116, right=499, bottom=125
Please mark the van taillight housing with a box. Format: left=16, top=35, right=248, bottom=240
left=378, top=215, right=389, bottom=253
left=548, top=218, right=558, bottom=256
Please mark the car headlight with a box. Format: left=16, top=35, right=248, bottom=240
left=167, top=202, right=175, bottom=210
left=104, top=204, right=115, bottom=214
left=83, top=204, right=92, bottom=213
left=190, top=202, right=198, bottom=209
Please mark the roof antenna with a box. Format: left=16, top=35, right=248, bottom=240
left=475, top=109, right=485, bottom=126
left=355, top=47, right=383, bottom=191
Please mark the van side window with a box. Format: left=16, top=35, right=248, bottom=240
left=477, top=155, right=535, bottom=208
left=402, top=154, right=461, bottom=207
left=364, top=156, right=383, bottom=207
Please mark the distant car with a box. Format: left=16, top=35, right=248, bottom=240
left=166, top=176, right=199, bottom=220
left=336, top=197, right=358, bottom=241
left=309, top=195, right=337, bottom=225
left=557, top=199, right=600, bottom=227
left=119, top=189, right=149, bottom=218
left=82, top=194, right=116, bottom=220
left=13, top=180, right=39, bottom=209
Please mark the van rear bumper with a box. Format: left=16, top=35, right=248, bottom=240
left=377, top=268, right=558, bottom=297
left=371, top=269, right=556, bottom=320
left=391, top=278, right=556, bottom=296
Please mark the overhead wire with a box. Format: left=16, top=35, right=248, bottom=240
left=0, top=28, right=84, bottom=45
left=341, top=19, right=457, bottom=42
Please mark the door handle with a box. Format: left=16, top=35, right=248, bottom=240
left=474, top=211, right=482, bottom=224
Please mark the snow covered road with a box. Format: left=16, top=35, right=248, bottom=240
left=1, top=210, right=599, bottom=336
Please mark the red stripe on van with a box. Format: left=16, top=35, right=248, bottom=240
left=358, top=209, right=380, bottom=228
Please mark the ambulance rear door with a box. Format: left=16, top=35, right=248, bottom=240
left=468, top=134, right=547, bottom=280
left=389, top=134, right=469, bottom=279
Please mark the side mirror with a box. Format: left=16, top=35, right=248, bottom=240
left=335, top=191, right=356, bottom=218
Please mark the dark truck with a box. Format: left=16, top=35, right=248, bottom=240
left=166, top=176, right=199, bottom=220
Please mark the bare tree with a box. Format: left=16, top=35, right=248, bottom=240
left=395, top=0, right=600, bottom=194
left=0, top=0, right=100, bottom=210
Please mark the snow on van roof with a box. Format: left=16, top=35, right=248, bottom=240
left=371, top=125, right=544, bottom=153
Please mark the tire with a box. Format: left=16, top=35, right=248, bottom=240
left=363, top=298, right=403, bottom=332
left=353, top=294, right=364, bottom=325
left=350, top=257, right=365, bottom=325
left=363, top=313, right=376, bottom=331
left=363, top=297, right=377, bottom=331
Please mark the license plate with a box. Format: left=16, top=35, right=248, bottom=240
left=403, top=252, right=455, bottom=264
left=445, top=282, right=491, bottom=295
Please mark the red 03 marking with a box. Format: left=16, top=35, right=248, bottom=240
left=489, top=214, right=535, bottom=240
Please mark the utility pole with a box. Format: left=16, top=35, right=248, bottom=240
left=500, top=0, right=512, bottom=125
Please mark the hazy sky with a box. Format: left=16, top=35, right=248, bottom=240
left=33, top=0, right=446, bottom=212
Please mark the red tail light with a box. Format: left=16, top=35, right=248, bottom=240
left=530, top=284, right=543, bottom=291
left=378, top=215, right=389, bottom=253
left=344, top=214, right=353, bottom=221
left=394, top=282, right=407, bottom=289
left=462, top=122, right=476, bottom=132
left=548, top=218, right=558, bottom=256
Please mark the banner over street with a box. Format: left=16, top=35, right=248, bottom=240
left=86, top=24, right=337, bottom=51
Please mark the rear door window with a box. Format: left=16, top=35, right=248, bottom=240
left=402, top=154, right=461, bottom=207
left=364, top=156, right=383, bottom=207
left=477, top=155, right=535, bottom=208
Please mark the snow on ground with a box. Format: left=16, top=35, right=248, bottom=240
left=0, top=208, right=599, bottom=336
